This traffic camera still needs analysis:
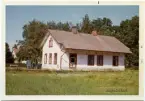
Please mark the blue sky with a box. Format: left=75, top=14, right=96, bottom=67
left=6, top=5, right=139, bottom=50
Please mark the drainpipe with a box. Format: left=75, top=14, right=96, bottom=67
left=59, top=43, right=66, bottom=70
left=60, top=52, right=66, bottom=70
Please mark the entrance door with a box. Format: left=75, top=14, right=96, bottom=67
left=69, top=53, right=77, bottom=69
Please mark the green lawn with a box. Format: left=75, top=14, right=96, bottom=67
left=6, top=69, right=139, bottom=95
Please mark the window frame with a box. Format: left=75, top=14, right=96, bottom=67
left=49, top=53, right=52, bottom=64
left=88, top=55, right=94, bottom=66
left=97, top=55, right=103, bottom=66
left=49, top=38, right=53, bottom=48
left=44, top=53, right=47, bottom=64
left=113, top=56, right=119, bottom=66
left=54, top=53, right=57, bottom=65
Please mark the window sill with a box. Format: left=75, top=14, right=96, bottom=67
left=88, top=65, right=95, bottom=66
left=97, top=65, right=103, bottom=66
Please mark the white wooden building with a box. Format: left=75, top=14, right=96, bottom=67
left=40, top=27, right=131, bottom=71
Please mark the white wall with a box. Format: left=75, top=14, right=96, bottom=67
left=60, top=52, right=69, bottom=70
left=42, top=35, right=61, bottom=70
left=76, top=53, right=125, bottom=71
left=42, top=35, right=70, bottom=70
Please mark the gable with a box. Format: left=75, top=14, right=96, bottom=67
left=43, top=34, right=60, bottom=51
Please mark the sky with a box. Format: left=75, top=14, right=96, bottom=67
left=6, top=5, right=139, bottom=50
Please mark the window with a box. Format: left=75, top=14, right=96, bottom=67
left=49, top=38, right=53, bottom=47
left=97, top=55, right=103, bottom=66
left=113, top=56, right=119, bottom=66
left=54, top=53, right=57, bottom=65
left=44, top=53, right=47, bottom=64
left=88, top=55, right=94, bottom=66
left=49, top=53, right=52, bottom=64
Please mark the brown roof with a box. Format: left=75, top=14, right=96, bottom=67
left=41, top=29, right=132, bottom=53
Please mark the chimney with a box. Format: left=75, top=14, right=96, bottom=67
left=91, top=30, right=98, bottom=36
left=71, top=26, right=78, bottom=34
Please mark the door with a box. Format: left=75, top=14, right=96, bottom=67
left=69, top=53, right=77, bottom=69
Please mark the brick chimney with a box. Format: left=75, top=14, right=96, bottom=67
left=71, top=26, right=78, bottom=34
left=91, top=30, right=98, bottom=36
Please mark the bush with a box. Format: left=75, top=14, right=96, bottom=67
left=126, top=67, right=139, bottom=70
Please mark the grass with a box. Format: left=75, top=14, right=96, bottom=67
left=6, top=69, right=139, bottom=95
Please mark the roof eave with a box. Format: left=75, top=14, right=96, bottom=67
left=39, top=31, right=50, bottom=49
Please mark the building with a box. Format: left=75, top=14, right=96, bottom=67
left=12, top=45, right=27, bottom=64
left=12, top=47, right=19, bottom=63
left=40, top=27, right=131, bottom=71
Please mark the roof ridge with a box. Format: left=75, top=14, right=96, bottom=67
left=48, top=29, right=115, bottom=38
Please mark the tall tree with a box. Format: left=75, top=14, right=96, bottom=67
left=85, top=17, right=113, bottom=35
left=102, top=17, right=112, bottom=26
left=6, top=43, right=14, bottom=63
left=47, top=21, right=57, bottom=29
left=119, top=16, right=139, bottom=67
left=17, top=19, right=48, bottom=64
left=81, top=14, right=92, bottom=33
left=62, top=22, right=70, bottom=31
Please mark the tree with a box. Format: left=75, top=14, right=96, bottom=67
left=76, top=23, right=82, bottom=32
left=47, top=21, right=57, bottom=29
left=81, top=14, right=92, bottom=33
left=13, top=44, right=17, bottom=49
left=90, top=17, right=113, bottom=35
left=6, top=43, right=14, bottom=63
left=62, top=22, right=70, bottom=31
left=102, top=17, right=112, bottom=26
left=17, top=19, right=48, bottom=65
left=118, top=16, right=139, bottom=67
